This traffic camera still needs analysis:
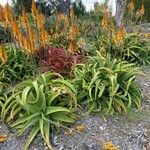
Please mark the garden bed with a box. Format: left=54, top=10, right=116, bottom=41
left=0, top=67, right=150, bottom=150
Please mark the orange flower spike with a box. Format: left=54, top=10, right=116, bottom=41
left=0, top=45, right=7, bottom=63
left=26, top=38, right=32, bottom=54
left=114, top=26, right=125, bottom=45
left=27, top=23, right=36, bottom=52
left=74, top=17, right=79, bottom=36
left=0, top=5, right=5, bottom=22
left=31, top=0, right=37, bottom=19
left=128, top=0, right=134, bottom=11
left=4, top=3, right=13, bottom=26
left=23, top=38, right=28, bottom=51
left=20, top=8, right=28, bottom=27
left=69, top=40, right=77, bottom=53
left=12, top=20, right=20, bottom=39
left=64, top=15, right=69, bottom=29
left=44, top=30, right=49, bottom=44
left=37, top=13, right=44, bottom=29
left=69, top=26, right=76, bottom=40
left=102, top=15, right=108, bottom=31
left=16, top=30, right=22, bottom=47
left=136, top=4, right=144, bottom=18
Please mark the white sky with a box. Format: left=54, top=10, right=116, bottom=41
left=0, top=0, right=11, bottom=5
left=0, top=0, right=116, bottom=14
left=82, top=0, right=116, bottom=12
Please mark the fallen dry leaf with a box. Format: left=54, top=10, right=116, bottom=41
left=64, top=124, right=86, bottom=136
left=64, top=128, right=76, bottom=136
left=75, top=124, right=86, bottom=132
left=0, top=135, right=8, bottom=142
left=103, top=142, right=119, bottom=150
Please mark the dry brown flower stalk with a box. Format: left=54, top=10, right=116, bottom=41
left=0, top=45, right=7, bottom=63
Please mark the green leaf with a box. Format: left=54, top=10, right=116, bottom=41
left=23, top=124, right=40, bottom=150
left=51, top=113, right=75, bottom=123
left=46, top=106, right=70, bottom=115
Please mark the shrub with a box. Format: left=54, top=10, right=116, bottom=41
left=1, top=72, right=77, bottom=149
left=35, top=47, right=70, bottom=73
left=72, top=53, right=143, bottom=115
left=35, top=46, right=83, bottom=74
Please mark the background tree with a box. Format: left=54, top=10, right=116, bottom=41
left=57, top=0, right=70, bottom=14
left=36, top=0, right=59, bottom=16
left=72, top=0, right=86, bottom=17
left=12, top=0, right=69, bottom=16
left=12, top=0, right=32, bottom=15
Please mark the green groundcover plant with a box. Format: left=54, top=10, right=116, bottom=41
left=1, top=72, right=77, bottom=150
left=72, top=52, right=143, bottom=115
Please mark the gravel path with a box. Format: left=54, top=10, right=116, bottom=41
left=0, top=68, right=150, bottom=150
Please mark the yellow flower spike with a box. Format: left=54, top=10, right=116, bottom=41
left=0, top=45, right=7, bottom=63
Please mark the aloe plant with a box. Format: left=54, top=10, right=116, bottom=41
left=1, top=72, right=77, bottom=150
left=94, top=32, right=150, bottom=65
left=73, top=53, right=143, bottom=114
left=0, top=46, right=37, bottom=84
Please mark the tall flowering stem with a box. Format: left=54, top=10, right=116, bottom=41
left=127, top=0, right=135, bottom=21
left=136, top=4, right=145, bottom=23
left=68, top=9, right=79, bottom=54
